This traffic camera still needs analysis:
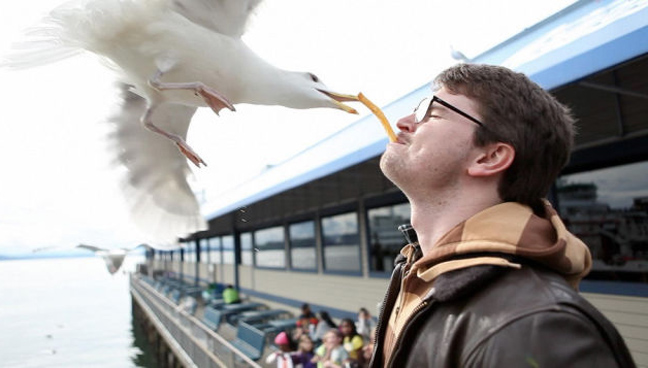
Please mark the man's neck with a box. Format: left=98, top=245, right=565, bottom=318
left=409, top=189, right=503, bottom=255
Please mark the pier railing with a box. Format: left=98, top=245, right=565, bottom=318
left=130, top=274, right=263, bottom=368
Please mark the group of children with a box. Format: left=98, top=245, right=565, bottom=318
left=265, top=305, right=376, bottom=368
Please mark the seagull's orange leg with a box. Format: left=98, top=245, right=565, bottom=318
left=141, top=103, right=207, bottom=167
left=148, top=70, right=236, bottom=115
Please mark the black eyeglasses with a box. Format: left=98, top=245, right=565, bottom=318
left=414, top=96, right=485, bottom=127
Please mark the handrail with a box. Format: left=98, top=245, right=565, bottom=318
left=130, top=274, right=263, bottom=368
left=131, top=284, right=199, bottom=367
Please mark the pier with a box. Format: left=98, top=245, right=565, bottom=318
left=130, top=273, right=266, bottom=368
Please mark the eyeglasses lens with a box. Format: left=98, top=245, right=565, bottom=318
left=414, top=97, right=432, bottom=123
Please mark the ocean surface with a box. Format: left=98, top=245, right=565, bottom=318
left=0, top=256, right=156, bottom=368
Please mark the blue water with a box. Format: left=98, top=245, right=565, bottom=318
left=0, top=256, right=155, bottom=368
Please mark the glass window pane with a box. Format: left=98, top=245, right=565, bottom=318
left=201, top=239, right=210, bottom=263
left=255, top=227, right=285, bottom=268
left=289, top=221, right=317, bottom=270
left=209, top=237, right=222, bottom=265
left=241, top=232, right=254, bottom=266
left=222, top=235, right=234, bottom=264
left=367, top=202, right=411, bottom=273
left=322, top=212, right=360, bottom=272
left=557, top=161, right=648, bottom=283
left=185, top=244, right=195, bottom=262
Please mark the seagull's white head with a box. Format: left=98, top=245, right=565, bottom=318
left=259, top=70, right=359, bottom=114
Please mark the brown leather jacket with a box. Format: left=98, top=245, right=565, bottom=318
left=369, top=258, right=636, bottom=368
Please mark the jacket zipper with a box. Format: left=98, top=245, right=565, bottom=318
left=370, top=245, right=429, bottom=368
left=370, top=226, right=421, bottom=368
left=368, top=262, right=404, bottom=368
left=385, top=298, right=433, bottom=368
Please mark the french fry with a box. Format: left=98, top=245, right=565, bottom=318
left=358, top=93, right=397, bottom=142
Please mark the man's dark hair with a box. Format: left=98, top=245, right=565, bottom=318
left=435, top=64, right=575, bottom=213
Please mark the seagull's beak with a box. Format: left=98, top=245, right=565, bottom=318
left=317, top=89, right=359, bottom=114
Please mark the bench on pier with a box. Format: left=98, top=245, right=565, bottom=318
left=169, top=289, right=182, bottom=304
left=239, top=309, right=293, bottom=326
left=183, top=286, right=203, bottom=299
left=178, top=296, right=198, bottom=315
left=267, top=317, right=298, bottom=332
left=230, top=321, right=266, bottom=361
left=201, top=306, right=223, bottom=331
left=221, top=302, right=267, bottom=325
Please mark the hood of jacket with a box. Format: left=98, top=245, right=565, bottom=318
left=412, top=200, right=592, bottom=289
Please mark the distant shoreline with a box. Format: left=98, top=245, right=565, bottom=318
left=0, top=253, right=95, bottom=261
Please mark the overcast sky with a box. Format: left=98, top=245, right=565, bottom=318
left=0, top=0, right=576, bottom=255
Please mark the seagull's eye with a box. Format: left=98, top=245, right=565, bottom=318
left=308, top=73, right=320, bottom=83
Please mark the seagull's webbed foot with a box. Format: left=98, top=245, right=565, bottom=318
left=194, top=85, right=235, bottom=115
left=175, top=140, right=206, bottom=167
left=141, top=103, right=207, bottom=167
left=148, top=70, right=235, bottom=115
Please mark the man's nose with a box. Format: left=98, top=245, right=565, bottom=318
left=396, top=114, right=417, bottom=132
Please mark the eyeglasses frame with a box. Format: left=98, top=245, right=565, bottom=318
left=414, top=95, right=485, bottom=127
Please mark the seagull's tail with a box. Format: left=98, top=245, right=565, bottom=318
left=1, top=21, right=82, bottom=70
left=1, top=0, right=93, bottom=69
left=2, top=0, right=152, bottom=69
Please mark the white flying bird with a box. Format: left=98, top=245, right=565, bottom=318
left=76, top=243, right=146, bottom=274
left=4, top=0, right=359, bottom=248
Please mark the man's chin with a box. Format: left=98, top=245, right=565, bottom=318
left=379, top=153, right=402, bottom=184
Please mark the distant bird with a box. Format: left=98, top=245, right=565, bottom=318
left=4, top=0, right=359, bottom=248
left=450, top=45, right=469, bottom=63
left=76, top=243, right=145, bottom=274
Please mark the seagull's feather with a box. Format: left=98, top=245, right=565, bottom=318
left=77, top=243, right=129, bottom=274
left=77, top=244, right=104, bottom=252
left=108, top=83, right=207, bottom=245
left=171, top=0, right=263, bottom=38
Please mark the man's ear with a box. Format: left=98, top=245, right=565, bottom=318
left=468, top=142, right=515, bottom=177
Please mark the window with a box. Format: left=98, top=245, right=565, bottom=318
left=184, top=243, right=196, bottom=262
left=241, top=232, right=254, bottom=266
left=289, top=221, right=317, bottom=270
left=556, top=160, right=648, bottom=283
left=255, top=226, right=285, bottom=268
left=367, top=202, right=411, bottom=273
left=321, top=212, right=361, bottom=273
left=222, top=235, right=235, bottom=264
left=200, top=239, right=210, bottom=263
left=209, top=237, right=221, bottom=265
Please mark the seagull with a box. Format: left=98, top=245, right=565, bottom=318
left=450, top=45, right=469, bottom=63
left=76, top=243, right=146, bottom=274
left=4, top=0, right=359, bottom=248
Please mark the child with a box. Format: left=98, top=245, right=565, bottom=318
left=312, top=329, right=348, bottom=368
left=355, top=308, right=376, bottom=343
left=293, top=316, right=315, bottom=342
left=339, top=318, right=364, bottom=366
left=265, top=331, right=294, bottom=368
left=291, top=334, right=316, bottom=368
left=361, top=327, right=376, bottom=366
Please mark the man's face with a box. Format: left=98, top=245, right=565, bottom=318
left=379, top=87, right=483, bottom=197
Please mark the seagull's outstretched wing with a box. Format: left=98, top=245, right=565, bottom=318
left=77, top=243, right=127, bottom=274
left=171, top=0, right=263, bottom=38
left=109, top=84, right=207, bottom=246
left=77, top=244, right=105, bottom=253
left=124, top=243, right=150, bottom=252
